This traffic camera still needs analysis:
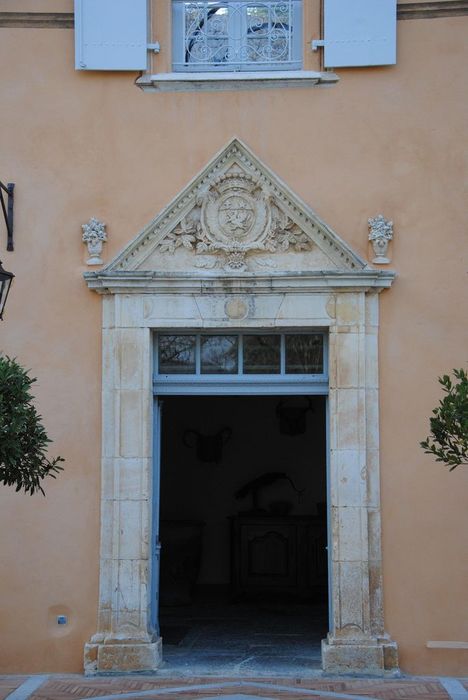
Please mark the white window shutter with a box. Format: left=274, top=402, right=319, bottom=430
left=322, top=0, right=396, bottom=68
left=75, top=0, right=148, bottom=71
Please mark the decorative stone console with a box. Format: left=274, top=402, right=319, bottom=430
left=83, top=139, right=398, bottom=674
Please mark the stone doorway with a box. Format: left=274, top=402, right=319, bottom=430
left=83, top=138, right=398, bottom=675
left=158, top=394, right=328, bottom=674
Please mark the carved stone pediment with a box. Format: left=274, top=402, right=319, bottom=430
left=159, top=164, right=316, bottom=272
left=102, top=138, right=368, bottom=275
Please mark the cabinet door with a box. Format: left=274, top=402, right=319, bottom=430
left=240, top=523, right=297, bottom=588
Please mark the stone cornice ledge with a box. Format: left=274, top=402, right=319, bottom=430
left=136, top=70, right=339, bottom=93
left=84, top=269, right=395, bottom=295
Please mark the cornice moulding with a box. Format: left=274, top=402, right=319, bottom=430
left=397, top=1, right=468, bottom=19
left=1, top=4, right=466, bottom=30
left=83, top=269, right=396, bottom=295
left=0, top=12, right=73, bottom=28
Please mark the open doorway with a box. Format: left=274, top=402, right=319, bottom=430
left=158, top=394, right=328, bottom=674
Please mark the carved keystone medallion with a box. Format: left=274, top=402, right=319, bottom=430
left=225, top=297, right=249, bottom=320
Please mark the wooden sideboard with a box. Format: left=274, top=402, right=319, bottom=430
left=229, top=514, right=327, bottom=600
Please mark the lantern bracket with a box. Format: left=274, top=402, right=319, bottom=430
left=0, top=181, right=14, bottom=251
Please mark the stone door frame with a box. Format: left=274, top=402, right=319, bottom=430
left=83, top=272, right=398, bottom=675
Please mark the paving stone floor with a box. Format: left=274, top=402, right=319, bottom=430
left=158, top=595, right=327, bottom=676
left=1, top=674, right=467, bottom=700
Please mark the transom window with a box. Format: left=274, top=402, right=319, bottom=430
left=172, top=1, right=302, bottom=72
left=156, top=332, right=325, bottom=375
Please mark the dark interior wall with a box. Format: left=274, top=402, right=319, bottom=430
left=160, top=395, right=326, bottom=584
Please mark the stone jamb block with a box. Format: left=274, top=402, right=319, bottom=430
left=322, top=638, right=384, bottom=675
left=336, top=331, right=361, bottom=388
left=84, top=640, right=162, bottom=675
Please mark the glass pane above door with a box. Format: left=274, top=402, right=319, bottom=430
left=156, top=332, right=326, bottom=380
left=201, top=335, right=238, bottom=374
left=243, top=335, right=281, bottom=374
left=158, top=335, right=196, bottom=374
left=285, top=334, right=323, bottom=374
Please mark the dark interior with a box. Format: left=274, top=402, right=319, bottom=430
left=158, top=395, right=328, bottom=671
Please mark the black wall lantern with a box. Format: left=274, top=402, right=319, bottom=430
left=0, top=181, right=14, bottom=252
left=0, top=180, right=15, bottom=319
left=0, top=260, right=14, bottom=320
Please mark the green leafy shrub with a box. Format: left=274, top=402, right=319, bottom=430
left=420, top=368, right=468, bottom=471
left=0, top=356, right=64, bottom=494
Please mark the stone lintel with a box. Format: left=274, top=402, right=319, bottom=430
left=84, top=639, right=162, bottom=675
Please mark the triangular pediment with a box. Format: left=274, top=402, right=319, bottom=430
left=104, top=139, right=368, bottom=276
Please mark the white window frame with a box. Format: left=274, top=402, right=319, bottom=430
left=172, top=1, right=303, bottom=73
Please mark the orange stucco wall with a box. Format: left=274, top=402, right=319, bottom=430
left=0, top=1, right=467, bottom=675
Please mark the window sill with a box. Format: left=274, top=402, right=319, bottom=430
left=136, top=70, right=339, bottom=93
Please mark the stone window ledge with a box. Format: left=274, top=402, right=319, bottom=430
left=136, top=70, right=339, bottom=93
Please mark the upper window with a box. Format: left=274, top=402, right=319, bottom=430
left=156, top=333, right=325, bottom=377
left=172, top=1, right=303, bottom=72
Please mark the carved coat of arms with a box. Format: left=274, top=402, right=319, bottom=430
left=159, top=164, right=312, bottom=271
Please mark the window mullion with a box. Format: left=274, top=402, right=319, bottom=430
left=323, top=333, right=328, bottom=380
left=230, top=2, right=243, bottom=68
left=238, top=334, right=243, bottom=374
left=196, top=334, right=201, bottom=375
left=292, top=0, right=302, bottom=65
left=280, top=334, right=286, bottom=375
left=155, top=335, right=160, bottom=375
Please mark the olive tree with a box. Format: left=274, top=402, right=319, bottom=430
left=0, top=356, right=64, bottom=494
left=420, top=368, right=468, bottom=471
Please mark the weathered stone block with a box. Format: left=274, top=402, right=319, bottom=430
left=383, top=640, right=399, bottom=670
left=336, top=389, right=364, bottom=450
left=84, top=639, right=162, bottom=675
left=331, top=450, right=365, bottom=507
left=119, top=329, right=144, bottom=390
left=116, top=458, right=149, bottom=501
left=322, top=638, right=384, bottom=675
left=335, top=293, right=364, bottom=327
left=119, top=390, right=143, bottom=457
left=102, top=391, right=118, bottom=458
left=336, top=332, right=361, bottom=388
left=120, top=295, right=144, bottom=328
left=276, top=293, right=332, bottom=322
left=144, top=295, right=202, bottom=323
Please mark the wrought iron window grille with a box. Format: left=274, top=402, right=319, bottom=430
left=173, top=1, right=302, bottom=72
